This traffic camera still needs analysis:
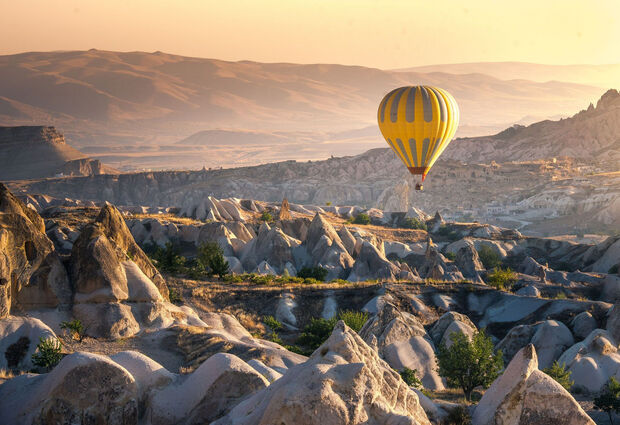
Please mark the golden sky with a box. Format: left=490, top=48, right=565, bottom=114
left=1, top=0, right=619, bottom=68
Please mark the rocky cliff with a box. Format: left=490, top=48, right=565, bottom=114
left=445, top=89, right=620, bottom=163
left=0, top=126, right=117, bottom=180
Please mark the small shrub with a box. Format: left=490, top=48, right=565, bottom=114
left=400, top=367, right=422, bottom=389
left=353, top=213, right=371, bottom=225
left=477, top=245, right=502, bottom=269
left=260, top=211, right=273, bottom=222
left=486, top=267, right=517, bottom=290
left=594, top=377, right=620, bottom=425
left=403, top=217, right=427, bottom=231
left=268, top=332, right=283, bottom=344
left=263, top=315, right=283, bottom=331
left=60, top=319, right=85, bottom=342
left=554, top=291, right=568, bottom=299
left=329, top=278, right=349, bottom=284
left=31, top=337, right=63, bottom=372
left=168, top=287, right=183, bottom=304
left=223, top=274, right=244, bottom=283
left=444, top=405, right=472, bottom=424
left=296, top=317, right=338, bottom=351
left=436, top=329, right=504, bottom=401
left=543, top=361, right=573, bottom=390
left=444, top=252, right=456, bottom=261
left=338, top=310, right=368, bottom=332
left=610, top=264, right=619, bottom=275
left=297, top=266, right=328, bottom=281
left=284, top=344, right=306, bottom=355
left=326, top=202, right=332, bottom=206
left=437, top=224, right=460, bottom=241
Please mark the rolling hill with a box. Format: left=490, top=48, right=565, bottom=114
left=0, top=50, right=610, bottom=170
left=395, top=62, right=620, bottom=88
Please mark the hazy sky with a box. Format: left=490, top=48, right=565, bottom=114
left=1, top=0, right=619, bottom=68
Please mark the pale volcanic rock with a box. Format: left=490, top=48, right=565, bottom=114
left=148, top=353, right=269, bottom=425
left=558, top=329, right=620, bottom=393
left=0, top=184, right=71, bottom=319
left=360, top=302, right=444, bottom=390
left=0, top=316, right=56, bottom=371
left=214, top=321, right=431, bottom=425
left=0, top=351, right=139, bottom=425
left=472, top=344, right=594, bottom=425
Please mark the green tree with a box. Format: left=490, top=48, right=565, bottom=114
left=150, top=242, right=186, bottom=273
left=403, top=217, right=427, bottom=231
left=297, top=266, right=328, bottom=281
left=260, top=211, right=273, bottom=222
left=197, top=242, right=230, bottom=277
left=477, top=245, right=502, bottom=269
left=32, top=337, right=63, bottom=372
left=296, top=310, right=369, bottom=353
left=594, top=377, right=620, bottom=425
left=353, top=213, right=371, bottom=225
left=542, top=361, right=573, bottom=390
left=436, top=330, right=504, bottom=401
left=400, top=367, right=422, bottom=389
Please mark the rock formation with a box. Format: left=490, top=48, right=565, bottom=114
left=0, top=184, right=71, bottom=318
left=360, top=302, right=445, bottom=390
left=0, top=351, right=139, bottom=425
left=278, top=198, right=292, bottom=221
left=558, top=329, right=620, bottom=393
left=0, top=126, right=117, bottom=180
left=472, top=344, right=595, bottom=425
left=214, top=321, right=431, bottom=425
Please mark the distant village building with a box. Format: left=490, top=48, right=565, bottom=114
left=486, top=205, right=505, bottom=215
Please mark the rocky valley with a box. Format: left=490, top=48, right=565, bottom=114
left=0, top=174, right=619, bottom=423
left=0, top=45, right=618, bottom=425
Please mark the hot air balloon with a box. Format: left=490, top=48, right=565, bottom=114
left=377, top=86, right=459, bottom=190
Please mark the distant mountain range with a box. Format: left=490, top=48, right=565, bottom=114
left=0, top=50, right=612, bottom=170
left=394, top=62, right=620, bottom=89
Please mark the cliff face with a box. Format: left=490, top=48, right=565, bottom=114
left=0, top=126, right=117, bottom=180
left=0, top=126, right=66, bottom=146
left=445, top=89, right=620, bottom=163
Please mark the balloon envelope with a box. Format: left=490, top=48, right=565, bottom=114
left=377, top=86, right=459, bottom=181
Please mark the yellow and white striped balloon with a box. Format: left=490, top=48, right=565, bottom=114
left=377, top=86, right=459, bottom=181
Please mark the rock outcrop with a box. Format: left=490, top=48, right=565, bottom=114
left=214, top=321, right=431, bottom=425
left=472, top=344, right=595, bottom=425
left=497, top=320, right=574, bottom=367
left=0, top=351, right=139, bottom=425
left=148, top=353, right=269, bottom=425
left=0, top=316, right=56, bottom=371
left=69, top=204, right=204, bottom=338
left=0, top=184, right=71, bottom=318
left=360, top=302, right=444, bottom=390
left=303, top=213, right=354, bottom=280
left=558, top=329, right=620, bottom=393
